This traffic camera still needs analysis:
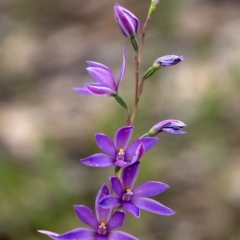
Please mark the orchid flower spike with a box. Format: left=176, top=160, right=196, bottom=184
left=143, top=55, right=184, bottom=80
left=114, top=3, right=140, bottom=51
left=38, top=185, right=138, bottom=240
left=99, top=162, right=175, bottom=218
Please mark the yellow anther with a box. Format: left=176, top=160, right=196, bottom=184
left=118, top=148, right=124, bottom=153
left=125, top=188, right=131, bottom=193
left=100, top=222, right=106, bottom=227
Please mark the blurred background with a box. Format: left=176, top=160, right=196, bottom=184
left=0, top=0, right=240, bottom=239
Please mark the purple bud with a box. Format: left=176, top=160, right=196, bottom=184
left=114, top=3, right=140, bottom=38
left=148, top=119, right=186, bottom=136
left=154, top=55, right=184, bottom=67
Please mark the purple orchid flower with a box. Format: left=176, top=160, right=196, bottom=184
left=73, top=47, right=126, bottom=97
left=147, top=119, right=186, bottom=136
left=114, top=3, right=140, bottom=38
left=38, top=185, right=138, bottom=240
left=81, top=126, right=158, bottom=168
left=99, top=162, right=175, bottom=218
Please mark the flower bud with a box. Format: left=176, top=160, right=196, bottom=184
left=148, top=0, right=160, bottom=18
left=142, top=55, right=184, bottom=80
left=114, top=3, right=140, bottom=38
left=154, top=55, right=184, bottom=67
left=148, top=119, right=186, bottom=136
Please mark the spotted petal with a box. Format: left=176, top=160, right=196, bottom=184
left=99, top=195, right=122, bottom=209
left=122, top=201, right=140, bottom=218
left=109, top=230, right=139, bottom=240
left=110, top=176, right=124, bottom=198
left=38, top=228, right=95, bottom=240
left=107, top=210, right=125, bottom=232
left=81, top=153, right=115, bottom=167
left=122, top=162, right=140, bottom=190
left=114, top=126, right=133, bottom=150
left=95, top=133, right=116, bottom=157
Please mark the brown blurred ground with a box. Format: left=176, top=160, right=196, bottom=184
left=0, top=0, right=240, bottom=239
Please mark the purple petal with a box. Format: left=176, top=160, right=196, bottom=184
left=114, top=160, right=132, bottom=168
left=38, top=230, right=59, bottom=240
left=38, top=228, right=95, bottom=240
left=74, top=205, right=98, bottom=231
left=123, top=201, right=140, bottom=218
left=95, top=184, right=112, bottom=224
left=140, top=137, right=158, bottom=152
left=87, top=61, right=110, bottom=72
left=86, top=84, right=116, bottom=96
left=110, top=176, right=123, bottom=198
left=107, top=210, right=125, bottom=232
left=117, top=47, right=126, bottom=89
left=122, top=162, right=140, bottom=190
left=155, top=55, right=184, bottom=67
left=125, top=139, right=141, bottom=158
left=95, top=134, right=116, bottom=157
left=133, top=181, right=169, bottom=198
left=114, top=126, right=133, bottom=151
left=132, top=197, right=175, bottom=216
left=149, top=119, right=186, bottom=136
left=95, top=236, right=107, bottom=240
left=72, top=87, right=92, bottom=95
left=81, top=153, right=115, bottom=167
left=109, top=231, right=139, bottom=240
left=99, top=195, right=122, bottom=209
left=87, top=67, right=116, bottom=91
left=129, top=143, right=144, bottom=164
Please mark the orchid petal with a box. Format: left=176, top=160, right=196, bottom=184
left=140, top=137, right=158, bottom=152
left=133, top=181, right=169, bottom=198
left=95, top=184, right=112, bottom=224
left=132, top=197, right=175, bottom=216
left=114, top=126, right=133, bottom=150
left=72, top=87, right=92, bottom=95
left=117, top=47, right=126, bottom=89
left=123, top=201, right=140, bottom=218
left=125, top=142, right=144, bottom=163
left=95, top=134, right=116, bottom=157
left=38, top=228, right=95, bottom=240
left=87, top=61, right=110, bottom=72
left=125, top=139, right=141, bottom=159
left=122, top=162, right=140, bottom=190
left=110, top=176, right=123, bottom=198
left=87, top=67, right=116, bottom=91
left=129, top=143, right=144, bottom=164
left=114, top=160, right=132, bottom=168
left=81, top=153, right=114, bottom=167
left=74, top=205, right=98, bottom=231
left=86, top=84, right=116, bottom=96
left=99, top=195, right=122, bottom=209
left=107, top=210, right=125, bottom=231
left=109, top=230, right=139, bottom=240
